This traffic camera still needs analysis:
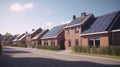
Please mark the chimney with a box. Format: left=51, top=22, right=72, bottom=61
left=25, top=31, right=28, bottom=34
left=32, top=29, right=35, bottom=31
left=81, top=12, right=86, bottom=18
left=73, top=15, right=76, bottom=20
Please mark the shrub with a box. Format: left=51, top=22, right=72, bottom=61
left=72, top=46, right=90, bottom=53
left=19, top=44, right=27, bottom=48
left=12, top=44, right=18, bottom=47
left=72, top=45, right=120, bottom=56
left=86, top=46, right=91, bottom=53
left=110, top=46, right=120, bottom=56
left=81, top=46, right=87, bottom=53
left=72, top=46, right=80, bottom=52
left=91, top=46, right=98, bottom=54
left=99, top=46, right=105, bottom=54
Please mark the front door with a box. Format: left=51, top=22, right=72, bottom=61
left=60, top=40, right=65, bottom=50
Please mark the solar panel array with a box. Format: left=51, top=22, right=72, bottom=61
left=67, top=17, right=83, bottom=26
left=32, top=29, right=49, bottom=40
left=82, top=11, right=118, bottom=34
left=111, top=13, right=120, bottom=30
left=41, top=24, right=65, bottom=39
left=18, top=34, right=27, bottom=41
left=31, top=28, right=42, bottom=38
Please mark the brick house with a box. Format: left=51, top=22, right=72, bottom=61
left=13, top=33, right=25, bottom=45
left=31, top=29, right=49, bottom=48
left=64, top=12, right=95, bottom=50
left=1, top=35, right=12, bottom=45
left=6, top=35, right=17, bottom=45
left=26, top=28, right=42, bottom=48
left=17, top=33, right=27, bottom=46
left=41, top=24, right=66, bottom=50
left=81, top=11, right=120, bottom=47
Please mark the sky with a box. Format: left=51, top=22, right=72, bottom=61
left=0, top=0, right=120, bottom=35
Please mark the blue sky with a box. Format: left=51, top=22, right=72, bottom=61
left=0, top=0, right=120, bottom=35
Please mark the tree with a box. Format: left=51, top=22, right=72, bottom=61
left=4, top=32, right=12, bottom=37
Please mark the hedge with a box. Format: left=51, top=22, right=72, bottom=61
left=3, top=44, right=27, bottom=48
left=72, top=45, right=120, bottom=56
left=37, top=45, right=60, bottom=50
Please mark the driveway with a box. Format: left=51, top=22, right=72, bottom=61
left=0, top=46, right=120, bottom=67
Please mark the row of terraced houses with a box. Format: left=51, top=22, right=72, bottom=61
left=1, top=11, right=120, bottom=50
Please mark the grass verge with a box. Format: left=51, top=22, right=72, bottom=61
left=70, top=52, right=120, bottom=59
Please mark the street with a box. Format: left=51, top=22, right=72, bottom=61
left=0, top=46, right=120, bottom=67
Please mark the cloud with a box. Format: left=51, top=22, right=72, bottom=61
left=61, top=20, right=71, bottom=24
left=43, top=22, right=55, bottom=29
left=46, top=22, right=53, bottom=27
left=10, top=3, right=34, bottom=12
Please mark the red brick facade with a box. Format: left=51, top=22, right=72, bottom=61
left=81, top=33, right=109, bottom=47
left=41, top=30, right=65, bottom=49
left=25, top=35, right=32, bottom=48
left=64, top=26, right=81, bottom=50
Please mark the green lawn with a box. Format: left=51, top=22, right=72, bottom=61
left=70, top=52, right=120, bottom=59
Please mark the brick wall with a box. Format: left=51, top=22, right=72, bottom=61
left=65, top=26, right=81, bottom=50
left=41, top=38, right=57, bottom=46
left=81, top=33, right=109, bottom=46
left=25, top=35, right=32, bottom=48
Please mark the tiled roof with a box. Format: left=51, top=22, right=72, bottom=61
left=82, top=11, right=119, bottom=34
left=32, top=29, right=49, bottom=40
left=41, top=24, right=66, bottom=39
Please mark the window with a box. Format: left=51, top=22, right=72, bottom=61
left=51, top=40, right=55, bottom=45
left=88, top=38, right=100, bottom=48
left=68, top=29, right=71, bottom=35
left=75, top=27, right=79, bottom=34
left=75, top=39, right=79, bottom=45
left=68, top=39, right=71, bottom=47
left=44, top=40, right=48, bottom=45
left=88, top=39, right=94, bottom=48
left=34, top=41, right=36, bottom=45
left=95, top=38, right=100, bottom=48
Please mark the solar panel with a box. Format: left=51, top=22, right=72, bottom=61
left=111, top=13, right=120, bottom=30
left=32, top=29, right=49, bottom=40
left=68, top=17, right=83, bottom=26
left=41, top=24, right=65, bottom=39
left=82, top=11, right=119, bottom=34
